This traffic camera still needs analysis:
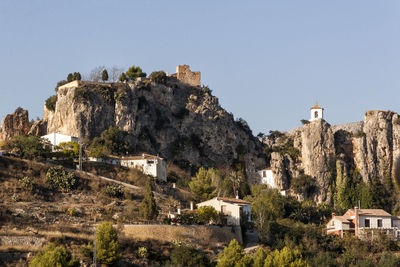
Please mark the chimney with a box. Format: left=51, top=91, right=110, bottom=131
left=172, top=183, right=176, bottom=189
left=235, top=190, right=239, bottom=199
left=354, top=207, right=359, bottom=237
left=190, top=201, right=194, bottom=211
left=177, top=208, right=181, bottom=215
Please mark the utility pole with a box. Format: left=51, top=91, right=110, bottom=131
left=78, top=142, right=83, bottom=171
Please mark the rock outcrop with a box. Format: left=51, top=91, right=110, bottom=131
left=0, top=107, right=30, bottom=141
left=41, top=80, right=266, bottom=180
left=301, top=119, right=335, bottom=203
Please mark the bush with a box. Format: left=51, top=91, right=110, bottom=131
left=74, top=86, right=91, bottom=102
left=170, top=243, right=209, bottom=267
left=46, top=166, right=77, bottom=192
left=217, top=239, right=245, bottom=267
left=196, top=206, right=218, bottom=224
left=301, top=119, right=310, bottom=125
left=149, top=71, right=167, bottom=84
left=88, top=127, right=131, bottom=158
left=291, top=174, right=316, bottom=198
left=95, top=222, right=121, bottom=265
left=18, top=176, right=34, bottom=191
left=105, top=184, right=124, bottom=198
left=29, top=243, right=79, bottom=267
left=125, top=65, right=146, bottom=80
left=45, top=95, right=57, bottom=111
left=137, top=246, right=149, bottom=259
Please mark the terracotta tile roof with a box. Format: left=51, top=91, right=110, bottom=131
left=358, top=209, right=392, bottom=217
left=217, top=197, right=250, bottom=205
left=334, top=216, right=352, bottom=223
left=310, top=103, right=324, bottom=110
left=121, top=154, right=162, bottom=160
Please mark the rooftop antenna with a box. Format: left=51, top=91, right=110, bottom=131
left=358, top=200, right=361, bottom=209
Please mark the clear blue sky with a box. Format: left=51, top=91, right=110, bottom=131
left=1, top=1, right=400, bottom=135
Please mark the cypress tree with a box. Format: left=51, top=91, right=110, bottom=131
left=67, top=73, right=74, bottom=82
left=102, top=69, right=109, bottom=81
left=139, top=178, right=158, bottom=221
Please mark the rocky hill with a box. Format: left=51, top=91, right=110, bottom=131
left=265, top=111, right=400, bottom=205
left=21, top=78, right=266, bottom=181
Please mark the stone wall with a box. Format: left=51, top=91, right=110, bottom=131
left=176, top=65, right=201, bottom=86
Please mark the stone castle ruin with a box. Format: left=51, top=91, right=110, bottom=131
left=173, top=64, right=201, bottom=87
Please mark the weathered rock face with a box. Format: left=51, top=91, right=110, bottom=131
left=301, top=119, right=335, bottom=203
left=352, top=111, right=400, bottom=185
left=270, top=152, right=291, bottom=190
left=43, top=80, right=266, bottom=179
left=0, top=107, right=30, bottom=141
left=28, top=118, right=47, bottom=136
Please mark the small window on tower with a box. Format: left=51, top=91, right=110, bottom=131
left=314, top=111, right=318, bottom=118
left=263, top=171, right=266, bottom=177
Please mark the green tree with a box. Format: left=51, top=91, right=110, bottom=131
left=55, top=141, right=79, bottom=160
left=139, top=178, right=159, bottom=220
left=45, top=95, right=58, bottom=111
left=170, top=243, right=210, bottom=267
left=125, top=65, right=146, bottom=81
left=102, top=69, right=109, bottom=81
left=87, top=127, right=131, bottom=158
left=67, top=73, right=74, bottom=82
left=73, top=72, right=82, bottom=81
left=95, top=222, right=121, bottom=265
left=196, top=206, right=218, bottom=224
left=217, top=239, right=244, bottom=267
left=189, top=167, right=216, bottom=201
left=291, top=174, right=316, bottom=199
left=264, top=246, right=308, bottom=267
left=252, top=247, right=267, bottom=267
left=247, top=185, right=285, bottom=244
left=46, top=166, right=77, bottom=192
left=11, top=135, right=51, bottom=159
left=149, top=71, right=167, bottom=84
left=29, top=243, right=79, bottom=267
left=119, top=72, right=128, bottom=82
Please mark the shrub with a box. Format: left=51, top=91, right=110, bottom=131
left=29, top=243, right=79, bottom=267
left=46, top=166, right=77, bottom=192
left=217, top=239, right=245, bottom=267
left=354, top=130, right=366, bottom=138
left=105, top=184, right=124, bottom=198
left=74, top=86, right=91, bottom=102
left=95, top=222, right=121, bottom=265
left=291, top=174, right=316, bottom=198
left=149, top=71, right=167, bottom=84
left=18, top=176, right=34, bottom=191
left=11, top=135, right=51, bottom=159
left=196, top=206, right=218, bottom=225
left=45, top=95, right=57, bottom=111
left=55, top=80, right=68, bottom=92
left=264, top=246, right=308, bottom=267
left=301, top=119, right=310, bottom=125
left=137, top=246, right=149, bottom=259
left=125, top=65, right=146, bottom=80
left=94, top=85, right=115, bottom=103
left=170, top=243, right=209, bottom=267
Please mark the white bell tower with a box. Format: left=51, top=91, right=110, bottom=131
left=310, top=103, right=324, bottom=121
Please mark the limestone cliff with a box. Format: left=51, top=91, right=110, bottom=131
left=301, top=119, right=335, bottom=203
left=40, top=80, right=265, bottom=180
left=0, top=107, right=30, bottom=141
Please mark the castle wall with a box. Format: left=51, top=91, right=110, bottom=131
left=176, top=65, right=201, bottom=86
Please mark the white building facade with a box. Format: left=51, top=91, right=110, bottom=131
left=41, top=132, right=78, bottom=147
left=197, top=197, right=251, bottom=226
left=310, top=103, right=324, bottom=121
left=120, top=154, right=167, bottom=182
left=258, top=168, right=275, bottom=187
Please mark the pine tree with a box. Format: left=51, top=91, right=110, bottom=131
left=139, top=178, right=159, bottom=221
left=95, top=222, right=121, bottom=265
left=102, top=69, right=109, bottom=81
left=217, top=239, right=245, bottom=267
left=67, top=73, right=74, bottom=82
left=119, top=73, right=128, bottom=82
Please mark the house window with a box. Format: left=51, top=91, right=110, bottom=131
left=377, top=219, right=382, bottom=228
left=263, top=171, right=266, bottom=177
left=365, top=219, right=370, bottom=228
left=221, top=205, right=228, bottom=215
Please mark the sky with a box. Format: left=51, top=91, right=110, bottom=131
left=1, top=1, right=400, bottom=135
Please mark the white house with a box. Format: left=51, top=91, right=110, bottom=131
left=326, top=207, right=400, bottom=239
left=197, top=197, right=251, bottom=226
left=88, top=153, right=167, bottom=182
left=41, top=132, right=78, bottom=147
left=257, top=168, right=286, bottom=196
left=120, top=154, right=167, bottom=182
left=258, top=168, right=275, bottom=187
left=310, top=103, right=324, bottom=121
